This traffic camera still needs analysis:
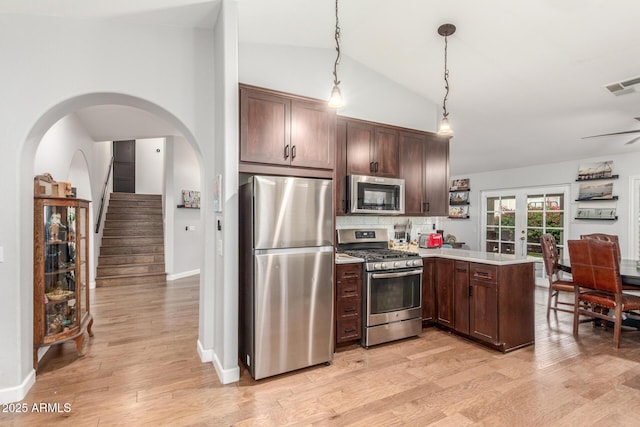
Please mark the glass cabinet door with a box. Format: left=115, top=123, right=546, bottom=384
left=43, top=205, right=79, bottom=338
left=79, top=206, right=88, bottom=322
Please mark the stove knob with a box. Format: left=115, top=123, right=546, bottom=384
left=406, top=260, right=414, bottom=267
left=374, top=263, right=382, bottom=270
left=381, top=263, right=389, bottom=270
left=394, top=261, right=401, bottom=268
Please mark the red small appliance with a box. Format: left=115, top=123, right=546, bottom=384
left=419, top=233, right=443, bottom=248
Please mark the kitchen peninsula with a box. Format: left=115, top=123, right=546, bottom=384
left=335, top=245, right=536, bottom=353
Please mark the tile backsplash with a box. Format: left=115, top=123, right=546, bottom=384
left=336, top=216, right=442, bottom=241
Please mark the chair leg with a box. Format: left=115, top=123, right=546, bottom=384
left=613, top=305, right=622, bottom=348
left=547, top=287, right=554, bottom=319
left=573, top=290, right=580, bottom=337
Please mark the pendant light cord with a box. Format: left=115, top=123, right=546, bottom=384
left=332, top=0, right=341, bottom=87
left=442, top=34, right=450, bottom=119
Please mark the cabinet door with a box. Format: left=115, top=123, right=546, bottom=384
left=424, top=136, right=450, bottom=216
left=470, top=280, right=498, bottom=344
left=240, top=88, right=291, bottom=166
left=373, top=127, right=399, bottom=178
left=399, top=131, right=426, bottom=215
left=346, top=121, right=375, bottom=175
left=421, top=258, right=435, bottom=322
left=335, top=119, right=348, bottom=215
left=290, top=99, right=335, bottom=169
left=453, top=261, right=470, bottom=335
left=435, top=258, right=454, bottom=326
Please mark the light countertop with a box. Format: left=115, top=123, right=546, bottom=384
left=417, top=248, right=538, bottom=266
left=335, top=253, right=364, bottom=264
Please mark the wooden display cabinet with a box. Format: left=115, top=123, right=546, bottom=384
left=33, top=196, right=93, bottom=368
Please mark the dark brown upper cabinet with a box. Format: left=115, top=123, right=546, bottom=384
left=345, top=119, right=399, bottom=178
left=399, top=130, right=450, bottom=217
left=239, top=84, right=335, bottom=175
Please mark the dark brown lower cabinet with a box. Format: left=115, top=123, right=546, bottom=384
left=335, top=262, right=363, bottom=345
left=421, top=258, right=435, bottom=322
left=432, top=257, right=534, bottom=352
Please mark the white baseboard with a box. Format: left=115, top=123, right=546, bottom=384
left=213, top=352, right=240, bottom=385
left=0, top=369, right=35, bottom=404
left=167, top=269, right=200, bottom=281
left=197, top=339, right=213, bottom=363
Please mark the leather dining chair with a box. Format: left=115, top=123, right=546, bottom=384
left=540, top=234, right=574, bottom=319
left=568, top=238, right=640, bottom=348
left=580, top=233, right=621, bottom=261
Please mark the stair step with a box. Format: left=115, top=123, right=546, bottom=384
left=97, top=262, right=166, bottom=276
left=105, top=212, right=163, bottom=221
left=103, top=227, right=164, bottom=237
left=95, top=272, right=167, bottom=287
left=102, top=221, right=163, bottom=230
left=107, top=206, right=162, bottom=215
left=109, top=193, right=162, bottom=201
left=101, top=236, right=164, bottom=246
left=108, top=199, right=162, bottom=208
left=98, top=254, right=165, bottom=265
left=100, top=245, right=164, bottom=255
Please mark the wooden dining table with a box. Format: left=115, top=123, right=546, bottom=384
left=558, top=258, right=640, bottom=289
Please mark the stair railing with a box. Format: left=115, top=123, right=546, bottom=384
left=95, top=156, right=114, bottom=233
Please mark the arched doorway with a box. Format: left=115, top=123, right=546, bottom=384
left=20, top=92, right=212, bottom=386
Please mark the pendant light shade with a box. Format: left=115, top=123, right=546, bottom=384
left=437, top=23, right=456, bottom=136
left=328, top=0, right=344, bottom=108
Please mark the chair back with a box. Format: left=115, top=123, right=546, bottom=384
left=580, top=233, right=621, bottom=261
left=540, top=233, right=561, bottom=278
left=567, top=239, right=622, bottom=294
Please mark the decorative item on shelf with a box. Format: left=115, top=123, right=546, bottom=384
left=449, top=191, right=469, bottom=205
left=575, top=207, right=618, bottom=221
left=179, top=189, right=201, bottom=208
left=450, top=178, right=469, bottom=191
left=577, top=160, right=615, bottom=181
left=576, top=181, right=616, bottom=200
left=449, top=205, right=469, bottom=218
left=437, top=23, right=456, bottom=136
left=34, top=173, right=55, bottom=196
left=327, top=0, right=344, bottom=108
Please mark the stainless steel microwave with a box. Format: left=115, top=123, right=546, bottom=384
left=349, top=174, right=405, bottom=215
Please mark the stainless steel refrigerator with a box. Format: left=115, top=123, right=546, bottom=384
left=239, top=175, right=334, bottom=380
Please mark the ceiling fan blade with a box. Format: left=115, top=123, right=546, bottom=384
left=582, top=129, right=640, bottom=139
left=625, top=136, right=640, bottom=145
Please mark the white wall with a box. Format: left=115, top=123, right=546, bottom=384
left=239, top=43, right=439, bottom=131
left=0, top=11, right=216, bottom=402
left=169, top=136, right=203, bottom=279
left=135, top=138, right=165, bottom=194
left=446, top=152, right=640, bottom=257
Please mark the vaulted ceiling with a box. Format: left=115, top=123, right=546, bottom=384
left=4, top=0, right=640, bottom=175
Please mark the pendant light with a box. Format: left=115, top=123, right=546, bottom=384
left=437, top=23, right=456, bottom=136
left=328, top=0, right=344, bottom=108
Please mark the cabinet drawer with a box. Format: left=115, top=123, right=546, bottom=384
left=336, top=318, right=361, bottom=342
left=336, top=297, right=360, bottom=319
left=470, top=263, right=498, bottom=283
left=336, top=263, right=362, bottom=281
left=337, top=282, right=360, bottom=299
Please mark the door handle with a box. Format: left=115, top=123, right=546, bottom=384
left=423, top=202, right=430, bottom=212
left=375, top=162, right=379, bottom=172
left=284, top=145, right=290, bottom=159
left=291, top=145, right=296, bottom=159
left=370, top=162, right=375, bottom=172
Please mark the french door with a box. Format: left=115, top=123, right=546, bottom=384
left=481, top=186, right=570, bottom=259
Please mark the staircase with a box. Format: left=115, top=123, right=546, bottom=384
left=96, top=192, right=167, bottom=287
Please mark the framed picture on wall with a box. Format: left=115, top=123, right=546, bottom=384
left=213, top=174, right=222, bottom=212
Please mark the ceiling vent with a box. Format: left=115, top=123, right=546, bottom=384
left=605, top=75, right=640, bottom=96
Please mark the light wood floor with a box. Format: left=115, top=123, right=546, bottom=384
left=6, top=277, right=640, bottom=426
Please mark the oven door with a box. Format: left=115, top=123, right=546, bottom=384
left=366, top=268, right=422, bottom=326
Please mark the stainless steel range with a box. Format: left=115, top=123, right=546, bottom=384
left=337, top=228, right=423, bottom=347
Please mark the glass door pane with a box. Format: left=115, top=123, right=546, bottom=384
left=485, top=196, right=516, bottom=254
left=526, top=193, right=565, bottom=259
